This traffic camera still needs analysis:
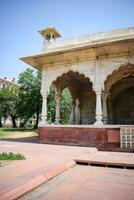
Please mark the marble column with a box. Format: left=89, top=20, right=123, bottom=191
left=93, top=58, right=103, bottom=125
left=94, top=87, right=103, bottom=125
left=55, top=90, right=61, bottom=124
left=102, top=92, right=108, bottom=124
left=108, top=96, right=113, bottom=124
left=79, top=104, right=83, bottom=125
left=75, top=99, right=80, bottom=124
left=72, top=100, right=76, bottom=124
left=41, top=94, right=47, bottom=124
left=40, top=68, right=48, bottom=125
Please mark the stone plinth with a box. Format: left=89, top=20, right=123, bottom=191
left=39, top=126, right=120, bottom=150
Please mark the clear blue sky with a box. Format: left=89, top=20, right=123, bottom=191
left=0, top=0, right=134, bottom=80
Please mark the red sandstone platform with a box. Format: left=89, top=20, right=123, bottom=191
left=39, top=125, right=121, bottom=150
left=0, top=140, right=134, bottom=200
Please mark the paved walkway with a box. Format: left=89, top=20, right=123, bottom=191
left=0, top=140, right=134, bottom=200
left=20, top=165, right=134, bottom=200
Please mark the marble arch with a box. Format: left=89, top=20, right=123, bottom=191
left=104, top=64, right=134, bottom=125
left=51, top=71, right=95, bottom=124
left=104, top=64, right=134, bottom=92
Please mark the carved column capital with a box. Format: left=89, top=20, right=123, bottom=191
left=55, top=89, right=61, bottom=101
left=102, top=91, right=108, bottom=101
left=93, top=85, right=102, bottom=95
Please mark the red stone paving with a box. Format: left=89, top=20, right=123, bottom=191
left=0, top=140, right=134, bottom=200
left=39, top=166, right=134, bottom=200
left=0, top=140, right=96, bottom=199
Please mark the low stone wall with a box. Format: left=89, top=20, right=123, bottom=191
left=39, top=126, right=120, bottom=150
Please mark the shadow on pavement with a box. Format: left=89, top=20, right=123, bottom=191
left=0, top=136, right=40, bottom=143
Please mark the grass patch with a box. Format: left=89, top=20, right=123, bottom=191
left=0, top=152, right=26, bottom=160
left=0, top=128, right=34, bottom=132
left=0, top=130, right=38, bottom=139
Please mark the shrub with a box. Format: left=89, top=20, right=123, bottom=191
left=0, top=152, right=26, bottom=160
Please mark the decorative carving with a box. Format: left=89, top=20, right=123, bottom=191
left=52, top=70, right=93, bottom=91
left=43, top=61, right=95, bottom=90
left=40, top=68, right=50, bottom=97
left=100, top=57, right=129, bottom=88
left=120, top=127, right=134, bottom=149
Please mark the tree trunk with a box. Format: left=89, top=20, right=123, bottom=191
left=11, top=116, right=17, bottom=128
left=34, top=113, right=39, bottom=129
left=20, top=116, right=30, bottom=128
left=0, top=118, right=2, bottom=127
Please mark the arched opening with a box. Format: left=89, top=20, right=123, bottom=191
left=47, top=86, right=72, bottom=124
left=105, top=64, right=134, bottom=125
left=52, top=71, right=95, bottom=124
left=110, top=76, right=134, bottom=124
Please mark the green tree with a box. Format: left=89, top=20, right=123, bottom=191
left=0, top=87, right=19, bottom=127
left=60, top=88, right=72, bottom=124
left=0, top=88, right=8, bottom=127
left=47, top=86, right=56, bottom=123
left=47, top=87, right=72, bottom=124
left=18, top=68, right=42, bottom=128
left=0, top=70, right=73, bottom=128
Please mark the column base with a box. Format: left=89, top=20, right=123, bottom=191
left=54, top=122, right=61, bottom=125
left=93, top=116, right=104, bottom=126
left=39, top=120, right=48, bottom=127
left=54, top=118, right=61, bottom=125
left=103, top=117, right=108, bottom=125
left=93, top=121, right=104, bottom=126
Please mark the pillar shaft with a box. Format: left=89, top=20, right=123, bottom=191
left=40, top=68, right=48, bottom=125
left=93, top=59, right=103, bottom=126
left=75, top=99, right=81, bottom=124
left=94, top=88, right=103, bottom=125
left=55, top=91, right=61, bottom=124
left=102, top=92, right=108, bottom=124
left=72, top=101, right=76, bottom=124
left=41, top=96, right=47, bottom=124
left=108, top=97, right=113, bottom=124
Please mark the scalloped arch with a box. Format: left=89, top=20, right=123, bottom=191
left=52, top=70, right=93, bottom=88
left=46, top=64, right=94, bottom=91
left=104, top=63, right=134, bottom=91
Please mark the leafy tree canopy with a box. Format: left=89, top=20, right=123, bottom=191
left=60, top=88, right=72, bottom=124
left=0, top=68, right=73, bottom=128
left=47, top=87, right=72, bottom=124
left=18, top=68, right=42, bottom=128
left=0, top=87, right=20, bottom=127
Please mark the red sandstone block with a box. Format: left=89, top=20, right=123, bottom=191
left=39, top=127, right=120, bottom=150
left=0, top=174, right=47, bottom=200
left=107, top=129, right=120, bottom=143
left=46, top=160, right=75, bottom=180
